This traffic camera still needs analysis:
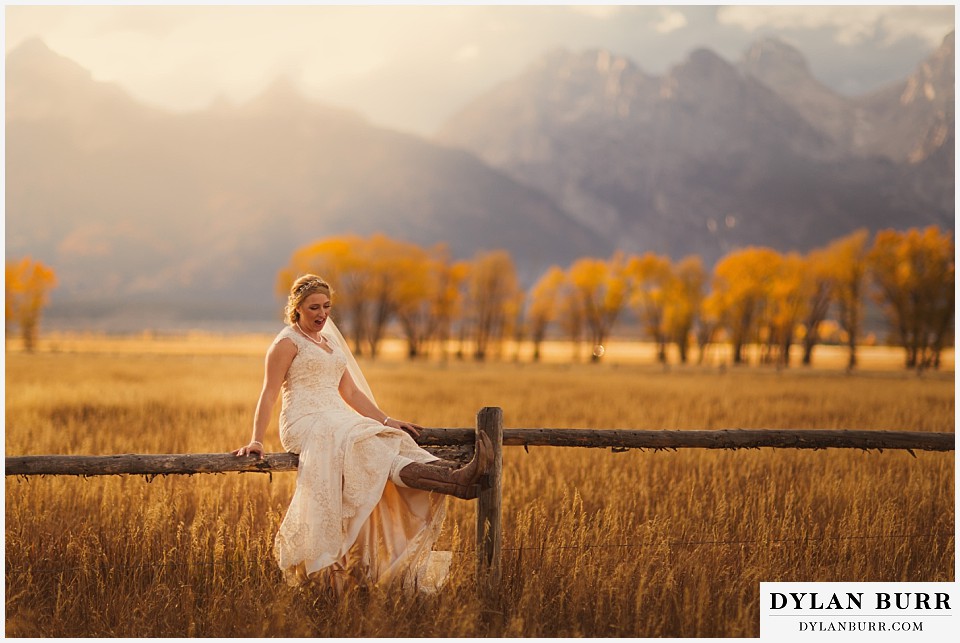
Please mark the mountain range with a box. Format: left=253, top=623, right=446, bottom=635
left=438, top=31, right=954, bottom=266
left=5, top=34, right=954, bottom=330
left=6, top=38, right=608, bottom=328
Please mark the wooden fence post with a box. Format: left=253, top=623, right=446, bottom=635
left=476, top=406, right=503, bottom=589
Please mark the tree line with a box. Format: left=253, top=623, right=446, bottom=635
left=280, top=227, right=954, bottom=370
left=6, top=226, right=952, bottom=370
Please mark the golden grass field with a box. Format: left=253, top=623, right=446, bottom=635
left=4, top=335, right=955, bottom=637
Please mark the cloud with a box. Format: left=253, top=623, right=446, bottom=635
left=716, top=5, right=953, bottom=47
left=569, top=6, right=622, bottom=21
left=5, top=5, right=953, bottom=134
left=655, top=8, right=688, bottom=35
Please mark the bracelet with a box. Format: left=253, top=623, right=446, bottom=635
left=382, top=416, right=391, bottom=426
left=251, top=440, right=263, bottom=447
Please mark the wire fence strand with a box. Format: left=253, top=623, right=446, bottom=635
left=9, top=532, right=953, bottom=576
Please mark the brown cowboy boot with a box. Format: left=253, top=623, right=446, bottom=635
left=399, top=432, right=495, bottom=499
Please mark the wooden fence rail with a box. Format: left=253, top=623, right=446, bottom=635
left=6, top=429, right=953, bottom=477
left=5, top=407, right=954, bottom=587
left=419, top=427, right=954, bottom=452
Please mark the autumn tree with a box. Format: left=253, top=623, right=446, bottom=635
left=509, top=295, right=528, bottom=362
left=696, top=289, right=724, bottom=365
left=433, top=260, right=469, bottom=362
left=868, top=226, right=955, bottom=369
left=501, top=277, right=526, bottom=362
left=6, top=257, right=58, bottom=352
left=826, top=229, right=870, bottom=370
left=568, top=253, right=630, bottom=362
left=464, top=250, right=520, bottom=361
left=666, top=256, right=706, bottom=364
left=710, top=247, right=781, bottom=365
left=557, top=279, right=586, bottom=362
left=799, top=246, right=835, bottom=366
left=527, top=266, right=566, bottom=362
left=365, top=234, right=434, bottom=358
left=627, top=253, right=673, bottom=364
left=389, top=242, right=454, bottom=359
left=764, top=252, right=808, bottom=367
left=280, top=234, right=372, bottom=355
left=5, top=261, right=20, bottom=343
left=282, top=234, right=471, bottom=360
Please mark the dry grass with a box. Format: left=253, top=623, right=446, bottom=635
left=4, top=336, right=955, bottom=637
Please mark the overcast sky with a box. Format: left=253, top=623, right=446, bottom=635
left=5, top=3, right=955, bottom=136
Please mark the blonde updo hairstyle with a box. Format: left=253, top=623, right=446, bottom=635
left=285, top=274, right=334, bottom=325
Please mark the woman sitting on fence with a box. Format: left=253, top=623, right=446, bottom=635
left=234, top=274, right=493, bottom=593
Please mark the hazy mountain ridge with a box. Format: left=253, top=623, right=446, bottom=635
left=5, top=35, right=954, bottom=329
left=6, top=39, right=610, bottom=327
left=438, top=32, right=954, bottom=264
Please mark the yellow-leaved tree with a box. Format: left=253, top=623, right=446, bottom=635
left=697, top=286, right=725, bottom=365
left=280, top=234, right=373, bottom=355
left=392, top=243, right=456, bottom=359
left=464, top=250, right=520, bottom=361
left=556, top=275, right=587, bottom=362
left=825, top=229, right=870, bottom=370
left=365, top=234, right=426, bottom=358
left=799, top=246, right=836, bottom=366
left=527, top=266, right=567, bottom=362
left=765, top=251, right=807, bottom=367
left=627, top=252, right=673, bottom=365
left=568, top=253, right=630, bottom=362
left=868, top=226, right=954, bottom=369
left=433, top=260, right=469, bottom=362
left=5, top=257, right=58, bottom=352
left=710, top=247, right=781, bottom=365
left=665, top=256, right=705, bottom=365
left=281, top=234, right=469, bottom=360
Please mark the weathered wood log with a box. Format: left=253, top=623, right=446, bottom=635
left=5, top=443, right=474, bottom=477
left=476, top=407, right=503, bottom=590
left=6, top=428, right=952, bottom=477
left=419, top=428, right=954, bottom=452
left=5, top=452, right=301, bottom=477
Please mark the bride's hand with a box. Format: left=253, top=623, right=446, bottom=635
left=387, top=418, right=423, bottom=439
left=233, top=441, right=265, bottom=459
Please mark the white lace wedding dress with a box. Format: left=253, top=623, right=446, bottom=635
left=271, top=325, right=450, bottom=591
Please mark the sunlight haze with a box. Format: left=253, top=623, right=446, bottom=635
left=5, top=4, right=954, bottom=135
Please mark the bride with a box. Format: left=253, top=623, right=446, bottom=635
left=234, top=274, right=492, bottom=592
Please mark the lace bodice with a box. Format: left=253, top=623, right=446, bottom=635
left=276, top=325, right=349, bottom=422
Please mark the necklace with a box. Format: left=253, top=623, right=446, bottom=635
left=296, top=321, right=330, bottom=349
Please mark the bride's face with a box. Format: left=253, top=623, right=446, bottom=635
left=297, top=293, right=332, bottom=332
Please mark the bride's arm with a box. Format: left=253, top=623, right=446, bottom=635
left=339, top=370, right=423, bottom=438
left=234, top=338, right=297, bottom=458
